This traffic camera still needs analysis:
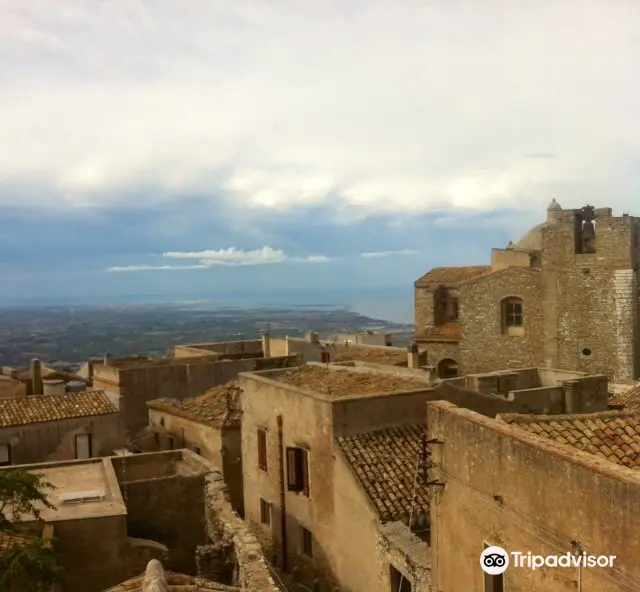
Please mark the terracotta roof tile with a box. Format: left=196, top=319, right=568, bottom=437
left=500, top=409, right=640, bottom=469
left=0, top=391, right=117, bottom=428
left=610, top=383, right=640, bottom=409
left=414, top=265, right=490, bottom=287
left=415, top=323, right=461, bottom=343
left=147, top=382, right=242, bottom=428
left=336, top=424, right=429, bottom=523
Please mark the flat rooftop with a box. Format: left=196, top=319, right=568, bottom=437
left=273, top=365, right=429, bottom=397
left=1, top=458, right=126, bottom=522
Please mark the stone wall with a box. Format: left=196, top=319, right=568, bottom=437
left=117, top=472, right=208, bottom=574
left=94, top=354, right=300, bottom=432
left=198, top=458, right=280, bottom=591
left=459, top=266, right=543, bottom=375
left=427, top=400, right=640, bottom=591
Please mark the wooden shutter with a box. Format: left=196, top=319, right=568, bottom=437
left=301, top=449, right=310, bottom=496
left=286, top=447, right=297, bottom=490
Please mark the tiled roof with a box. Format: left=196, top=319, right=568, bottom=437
left=610, top=383, right=640, bottom=410
left=415, top=322, right=461, bottom=343
left=414, top=265, right=490, bottom=287
left=147, top=382, right=242, bottom=428
left=499, top=410, right=640, bottom=469
left=336, top=424, right=430, bottom=522
left=0, top=391, right=117, bottom=428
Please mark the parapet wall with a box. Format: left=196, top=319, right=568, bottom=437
left=192, top=456, right=280, bottom=591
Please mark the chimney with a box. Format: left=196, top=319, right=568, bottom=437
left=262, top=334, right=271, bottom=358
left=407, top=342, right=420, bottom=369
left=31, top=358, right=43, bottom=395
left=305, top=331, right=319, bottom=344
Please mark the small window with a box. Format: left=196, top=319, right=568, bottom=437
left=301, top=527, right=313, bottom=557
left=192, top=445, right=202, bottom=455
left=75, top=434, right=92, bottom=459
left=286, top=447, right=309, bottom=496
left=167, top=435, right=175, bottom=450
left=257, top=428, right=268, bottom=472
left=0, top=444, right=12, bottom=467
left=260, top=498, right=271, bottom=525
left=501, top=297, right=524, bottom=335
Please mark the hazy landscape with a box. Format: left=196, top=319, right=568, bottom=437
left=0, top=299, right=413, bottom=369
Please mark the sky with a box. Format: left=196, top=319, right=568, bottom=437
left=1, top=0, right=639, bottom=303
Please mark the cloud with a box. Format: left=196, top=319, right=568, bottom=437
left=163, top=246, right=286, bottom=266
left=107, top=264, right=208, bottom=272
left=293, top=255, right=331, bottom=264
left=360, top=250, right=417, bottom=259
left=106, top=246, right=333, bottom=272
left=1, top=0, right=639, bottom=218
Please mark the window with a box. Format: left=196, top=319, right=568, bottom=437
left=484, top=544, right=505, bottom=592
left=0, top=444, right=11, bottom=467
left=192, top=445, right=202, bottom=455
left=257, top=428, right=268, bottom=471
left=286, top=447, right=309, bottom=496
left=167, top=435, right=175, bottom=450
left=260, top=498, right=271, bottom=525
left=75, top=434, right=92, bottom=459
left=301, top=526, right=313, bottom=557
left=501, top=297, right=524, bottom=335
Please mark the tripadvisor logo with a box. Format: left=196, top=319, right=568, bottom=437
left=480, top=546, right=616, bottom=573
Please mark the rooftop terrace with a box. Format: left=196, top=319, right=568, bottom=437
left=273, top=364, right=429, bottom=398
left=1, top=458, right=126, bottom=522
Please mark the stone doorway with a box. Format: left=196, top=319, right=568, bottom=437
left=437, top=358, right=458, bottom=379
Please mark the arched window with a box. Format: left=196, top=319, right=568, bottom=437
left=501, top=297, right=524, bottom=336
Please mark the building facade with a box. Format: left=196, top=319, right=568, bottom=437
left=415, top=202, right=640, bottom=381
left=239, top=363, right=434, bottom=591
left=0, top=390, right=124, bottom=466
left=426, top=401, right=640, bottom=591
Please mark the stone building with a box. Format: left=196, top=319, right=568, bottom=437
left=415, top=202, right=640, bottom=381
left=92, top=342, right=299, bottom=432
left=335, top=425, right=431, bottom=592
left=239, top=363, right=437, bottom=591
left=145, top=381, right=245, bottom=516
left=426, top=401, right=640, bottom=591
left=0, top=390, right=124, bottom=466
left=2, top=450, right=279, bottom=592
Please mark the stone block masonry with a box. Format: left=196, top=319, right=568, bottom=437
left=200, top=460, right=280, bottom=591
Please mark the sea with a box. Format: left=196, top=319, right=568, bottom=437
left=0, top=288, right=414, bottom=325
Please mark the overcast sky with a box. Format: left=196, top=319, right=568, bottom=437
left=1, top=1, right=639, bottom=302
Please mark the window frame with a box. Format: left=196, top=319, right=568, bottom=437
left=0, top=443, right=12, bottom=467
left=257, top=428, right=268, bottom=472
left=286, top=446, right=310, bottom=496
left=501, top=297, right=524, bottom=335
left=259, top=498, right=271, bottom=525
left=75, top=433, right=93, bottom=459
